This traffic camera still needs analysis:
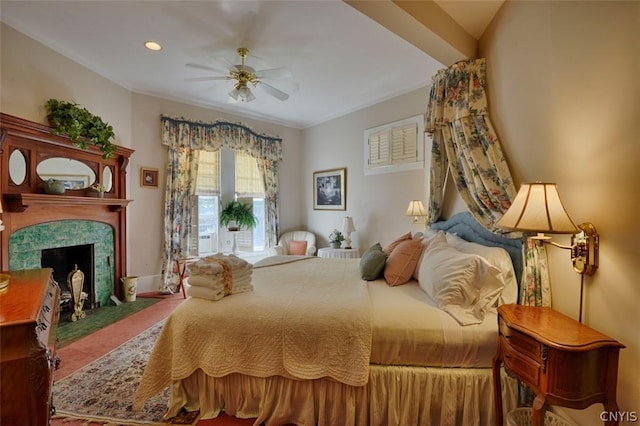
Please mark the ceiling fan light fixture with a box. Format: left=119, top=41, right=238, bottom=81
left=238, top=86, right=256, bottom=102
left=229, top=83, right=255, bottom=103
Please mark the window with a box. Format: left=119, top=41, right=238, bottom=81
left=364, top=114, right=425, bottom=175
left=192, top=149, right=265, bottom=255
left=192, top=150, right=220, bottom=256
left=235, top=150, right=266, bottom=252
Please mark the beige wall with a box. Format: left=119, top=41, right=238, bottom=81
left=480, top=1, right=639, bottom=423
left=301, top=87, right=432, bottom=250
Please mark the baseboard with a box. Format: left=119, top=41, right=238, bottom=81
left=135, top=274, right=162, bottom=294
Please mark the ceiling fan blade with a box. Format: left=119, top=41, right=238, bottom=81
left=185, top=76, right=229, bottom=82
left=255, top=67, right=292, bottom=80
left=216, top=56, right=240, bottom=72
left=256, top=81, right=289, bottom=101
left=185, top=63, right=229, bottom=75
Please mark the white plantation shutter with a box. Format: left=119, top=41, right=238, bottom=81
left=235, top=196, right=254, bottom=251
left=368, top=130, right=390, bottom=167
left=364, top=114, right=425, bottom=175
left=391, top=123, right=418, bottom=164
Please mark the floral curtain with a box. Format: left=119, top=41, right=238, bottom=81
left=425, top=58, right=516, bottom=230
left=160, top=116, right=283, bottom=292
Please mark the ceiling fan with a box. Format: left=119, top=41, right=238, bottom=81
left=186, top=47, right=295, bottom=103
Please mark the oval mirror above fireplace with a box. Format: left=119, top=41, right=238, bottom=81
left=9, top=149, right=27, bottom=185
left=36, top=157, right=97, bottom=190
left=103, top=166, right=113, bottom=192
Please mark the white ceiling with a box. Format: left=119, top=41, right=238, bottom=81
left=0, top=1, right=501, bottom=129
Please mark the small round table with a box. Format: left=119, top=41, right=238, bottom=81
left=317, top=247, right=360, bottom=259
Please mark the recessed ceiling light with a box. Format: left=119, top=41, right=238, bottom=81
left=144, top=41, right=162, bottom=51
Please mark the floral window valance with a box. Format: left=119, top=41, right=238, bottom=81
left=161, top=115, right=282, bottom=162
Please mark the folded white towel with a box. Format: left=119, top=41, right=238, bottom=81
left=188, top=268, right=253, bottom=281
left=188, top=282, right=254, bottom=301
left=188, top=275, right=252, bottom=290
left=187, top=285, right=225, bottom=301
left=189, top=263, right=252, bottom=276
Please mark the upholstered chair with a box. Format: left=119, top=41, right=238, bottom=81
left=267, top=231, right=317, bottom=256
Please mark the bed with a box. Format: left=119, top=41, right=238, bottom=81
left=134, top=212, right=521, bottom=425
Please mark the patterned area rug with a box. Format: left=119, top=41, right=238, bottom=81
left=53, top=320, right=200, bottom=425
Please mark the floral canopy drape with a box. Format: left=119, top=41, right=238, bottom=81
left=160, top=115, right=282, bottom=291
left=424, top=59, right=551, bottom=303
left=425, top=58, right=516, bottom=230
left=425, top=58, right=549, bottom=405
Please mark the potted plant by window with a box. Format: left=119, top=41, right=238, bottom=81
left=45, top=99, right=117, bottom=159
left=220, top=200, right=258, bottom=231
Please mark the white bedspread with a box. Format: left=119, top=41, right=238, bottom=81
left=134, top=257, right=371, bottom=410
left=368, top=279, right=499, bottom=367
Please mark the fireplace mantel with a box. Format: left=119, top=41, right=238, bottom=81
left=0, top=113, right=134, bottom=300
left=3, top=193, right=132, bottom=212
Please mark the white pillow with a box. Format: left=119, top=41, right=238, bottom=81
left=445, top=232, right=518, bottom=305
left=411, top=229, right=440, bottom=281
left=418, top=233, right=505, bottom=325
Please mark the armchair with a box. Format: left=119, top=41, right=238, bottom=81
left=268, top=231, right=317, bottom=256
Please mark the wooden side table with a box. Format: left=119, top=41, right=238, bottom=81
left=317, top=247, right=360, bottom=259
left=493, top=304, right=625, bottom=426
left=175, top=256, right=199, bottom=299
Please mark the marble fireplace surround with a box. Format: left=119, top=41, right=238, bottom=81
left=9, top=220, right=115, bottom=308
left=0, top=113, right=134, bottom=300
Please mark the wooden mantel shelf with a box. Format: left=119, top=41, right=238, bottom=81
left=3, top=193, right=133, bottom=212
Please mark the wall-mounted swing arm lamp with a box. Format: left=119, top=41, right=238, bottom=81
left=405, top=200, right=428, bottom=225
left=496, top=182, right=599, bottom=274
left=496, top=182, right=599, bottom=321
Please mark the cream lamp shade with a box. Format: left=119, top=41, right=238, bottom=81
left=496, top=182, right=578, bottom=235
left=405, top=200, right=427, bottom=217
left=341, top=216, right=356, bottom=249
left=405, top=200, right=427, bottom=224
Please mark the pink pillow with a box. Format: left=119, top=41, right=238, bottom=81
left=383, top=232, right=412, bottom=255
left=288, top=240, right=308, bottom=256
left=384, top=239, right=425, bottom=286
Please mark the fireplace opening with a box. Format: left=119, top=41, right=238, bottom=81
left=41, top=244, right=97, bottom=310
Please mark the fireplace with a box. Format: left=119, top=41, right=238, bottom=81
left=0, top=113, right=133, bottom=300
left=42, top=243, right=96, bottom=309
left=8, top=220, right=116, bottom=308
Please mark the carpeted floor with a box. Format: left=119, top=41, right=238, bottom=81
left=52, top=292, right=255, bottom=426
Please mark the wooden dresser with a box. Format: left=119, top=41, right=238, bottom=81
left=0, top=269, right=60, bottom=425
left=493, top=304, right=625, bottom=426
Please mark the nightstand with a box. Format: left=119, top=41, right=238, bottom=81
left=493, top=304, right=625, bottom=426
left=317, top=247, right=360, bottom=259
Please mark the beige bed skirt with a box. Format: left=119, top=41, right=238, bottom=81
left=166, top=365, right=518, bottom=426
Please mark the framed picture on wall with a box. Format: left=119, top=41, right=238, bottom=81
left=140, top=167, right=159, bottom=188
left=313, top=168, right=346, bottom=210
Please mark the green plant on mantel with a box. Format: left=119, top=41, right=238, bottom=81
left=45, top=99, right=116, bottom=158
left=220, top=200, right=258, bottom=231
